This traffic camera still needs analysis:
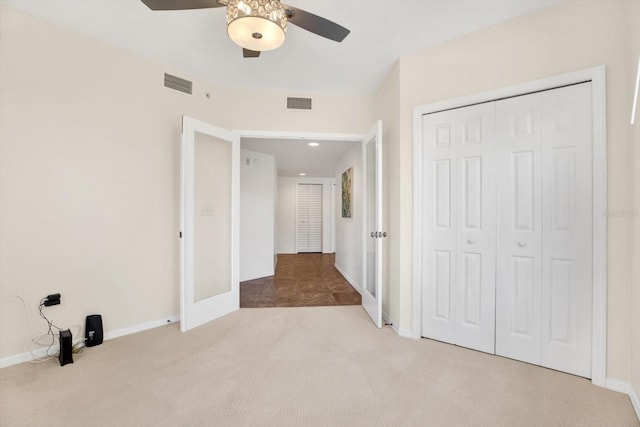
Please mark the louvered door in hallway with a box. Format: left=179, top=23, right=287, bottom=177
left=296, top=183, right=323, bottom=253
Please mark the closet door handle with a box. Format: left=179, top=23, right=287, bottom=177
left=467, top=238, right=476, bottom=244
left=518, top=241, right=527, bottom=247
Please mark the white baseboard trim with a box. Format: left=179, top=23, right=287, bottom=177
left=397, top=327, right=415, bottom=339
left=240, top=271, right=275, bottom=283
left=382, top=311, right=399, bottom=335
left=104, top=315, right=179, bottom=341
left=0, top=315, right=179, bottom=369
left=605, top=378, right=640, bottom=421
left=0, top=348, right=51, bottom=369
left=381, top=312, right=414, bottom=339
left=606, top=378, right=631, bottom=394
left=631, top=385, right=640, bottom=422
left=334, top=263, right=362, bottom=294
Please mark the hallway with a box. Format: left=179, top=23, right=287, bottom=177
left=240, top=254, right=361, bottom=308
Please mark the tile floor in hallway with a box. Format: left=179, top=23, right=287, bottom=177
left=240, top=253, right=361, bottom=308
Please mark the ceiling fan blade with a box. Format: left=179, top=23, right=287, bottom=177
left=141, top=0, right=225, bottom=11
left=284, top=5, right=350, bottom=42
left=243, top=48, right=261, bottom=58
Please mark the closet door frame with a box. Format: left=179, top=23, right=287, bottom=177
left=412, top=66, right=607, bottom=387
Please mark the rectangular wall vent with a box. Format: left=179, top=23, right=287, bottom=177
left=164, top=73, right=192, bottom=95
left=287, top=97, right=312, bottom=110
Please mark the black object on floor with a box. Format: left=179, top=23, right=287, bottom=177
left=58, top=329, right=73, bottom=366
left=85, top=314, right=103, bottom=347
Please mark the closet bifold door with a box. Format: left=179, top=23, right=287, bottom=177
left=422, top=108, right=458, bottom=345
left=495, top=83, right=593, bottom=378
left=495, top=93, right=543, bottom=366
left=540, top=83, right=592, bottom=378
left=453, top=103, right=497, bottom=354
left=307, top=184, right=323, bottom=252
left=297, top=184, right=310, bottom=252
left=421, top=103, right=497, bottom=354
left=296, top=183, right=323, bottom=253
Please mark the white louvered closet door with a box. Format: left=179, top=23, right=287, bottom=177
left=297, top=184, right=323, bottom=253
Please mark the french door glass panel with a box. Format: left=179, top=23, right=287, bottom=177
left=181, top=116, right=239, bottom=332
left=193, top=132, right=232, bottom=303
left=361, top=120, right=382, bottom=328
left=365, top=139, right=377, bottom=297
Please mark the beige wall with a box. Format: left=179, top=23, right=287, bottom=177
left=631, top=0, right=640, bottom=405
left=373, top=62, right=401, bottom=327
left=382, top=0, right=637, bottom=381
left=334, top=143, right=363, bottom=292
left=0, top=5, right=372, bottom=359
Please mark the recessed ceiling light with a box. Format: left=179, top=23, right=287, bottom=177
left=299, top=173, right=306, bottom=176
left=308, top=142, right=319, bottom=147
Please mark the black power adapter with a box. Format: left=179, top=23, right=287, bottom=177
left=43, top=293, right=61, bottom=306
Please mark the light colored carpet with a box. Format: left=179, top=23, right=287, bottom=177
left=0, top=306, right=637, bottom=427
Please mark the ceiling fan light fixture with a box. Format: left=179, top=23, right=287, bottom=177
left=227, top=0, right=287, bottom=51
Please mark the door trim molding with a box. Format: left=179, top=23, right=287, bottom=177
left=411, top=66, right=607, bottom=387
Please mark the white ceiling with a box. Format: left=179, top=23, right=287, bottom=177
left=1, top=0, right=558, bottom=96
left=241, top=137, right=358, bottom=177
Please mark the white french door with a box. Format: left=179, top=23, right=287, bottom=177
left=421, top=103, right=497, bottom=353
left=362, top=120, right=383, bottom=328
left=296, top=183, right=323, bottom=253
left=180, top=116, right=239, bottom=332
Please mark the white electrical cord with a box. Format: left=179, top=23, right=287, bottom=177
left=1, top=295, right=82, bottom=363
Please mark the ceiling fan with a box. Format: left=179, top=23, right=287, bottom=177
left=141, top=0, right=350, bottom=58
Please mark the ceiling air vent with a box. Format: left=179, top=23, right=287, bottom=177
left=164, top=73, right=192, bottom=95
left=287, top=97, right=312, bottom=110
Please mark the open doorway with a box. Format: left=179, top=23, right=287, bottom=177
left=238, top=132, right=362, bottom=308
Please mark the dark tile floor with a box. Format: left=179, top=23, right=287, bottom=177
left=240, top=253, right=361, bottom=308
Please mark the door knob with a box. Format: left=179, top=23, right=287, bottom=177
left=371, top=231, right=377, bottom=238
left=518, top=241, right=527, bottom=247
left=382, top=232, right=387, bottom=238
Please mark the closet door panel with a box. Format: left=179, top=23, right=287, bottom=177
left=296, top=184, right=310, bottom=252
left=495, top=94, right=543, bottom=365
left=454, top=103, right=496, bottom=354
left=541, top=83, right=592, bottom=378
left=422, top=110, right=458, bottom=344
left=307, top=184, right=323, bottom=252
